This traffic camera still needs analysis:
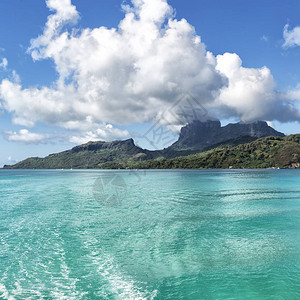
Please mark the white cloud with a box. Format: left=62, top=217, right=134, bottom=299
left=0, top=0, right=226, bottom=132
left=0, top=0, right=299, bottom=146
left=0, top=58, right=21, bottom=85
left=69, top=124, right=130, bottom=144
left=4, top=129, right=49, bottom=144
left=29, top=0, right=79, bottom=62
left=215, top=53, right=300, bottom=122
left=286, top=84, right=300, bottom=101
left=0, top=58, right=8, bottom=70
left=283, top=24, right=300, bottom=48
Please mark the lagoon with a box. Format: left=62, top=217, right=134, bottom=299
left=0, top=169, right=299, bottom=299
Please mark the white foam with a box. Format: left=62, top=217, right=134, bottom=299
left=0, top=283, right=15, bottom=300
left=83, top=237, right=158, bottom=299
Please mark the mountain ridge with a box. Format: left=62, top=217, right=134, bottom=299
left=3, top=120, right=297, bottom=170
left=170, top=120, right=285, bottom=150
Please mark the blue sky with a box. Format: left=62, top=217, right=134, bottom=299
left=0, top=0, right=299, bottom=167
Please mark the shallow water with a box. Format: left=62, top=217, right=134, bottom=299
left=0, top=169, right=299, bottom=299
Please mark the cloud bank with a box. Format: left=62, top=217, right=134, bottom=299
left=0, top=0, right=299, bottom=144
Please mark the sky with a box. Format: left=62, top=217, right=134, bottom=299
left=0, top=0, right=299, bottom=167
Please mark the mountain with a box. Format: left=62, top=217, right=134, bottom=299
left=4, top=121, right=297, bottom=170
left=169, top=120, right=285, bottom=150
left=3, top=137, right=204, bottom=169
left=3, top=139, right=158, bottom=169
left=136, top=135, right=300, bottom=169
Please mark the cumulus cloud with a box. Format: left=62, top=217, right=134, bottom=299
left=0, top=0, right=299, bottom=145
left=29, top=0, right=79, bottom=61
left=283, top=24, right=300, bottom=48
left=4, top=129, right=49, bottom=144
left=0, top=0, right=226, bottom=132
left=215, top=53, right=300, bottom=122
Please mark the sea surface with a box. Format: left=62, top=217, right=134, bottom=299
left=0, top=169, right=299, bottom=299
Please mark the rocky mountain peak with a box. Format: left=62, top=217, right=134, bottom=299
left=169, top=120, right=285, bottom=150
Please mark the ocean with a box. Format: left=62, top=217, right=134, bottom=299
left=0, top=169, right=299, bottom=299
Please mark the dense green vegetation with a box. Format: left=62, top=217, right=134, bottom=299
left=3, top=135, right=299, bottom=169
left=135, top=135, right=300, bottom=169
left=3, top=140, right=150, bottom=169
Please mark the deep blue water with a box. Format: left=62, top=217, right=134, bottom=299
left=0, top=169, right=299, bottom=299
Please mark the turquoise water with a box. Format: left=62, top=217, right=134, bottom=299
left=0, top=169, right=299, bottom=299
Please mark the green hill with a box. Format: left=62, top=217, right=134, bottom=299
left=3, top=139, right=157, bottom=169
left=3, top=135, right=299, bottom=169
left=2, top=138, right=196, bottom=169
left=134, top=135, right=300, bottom=169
